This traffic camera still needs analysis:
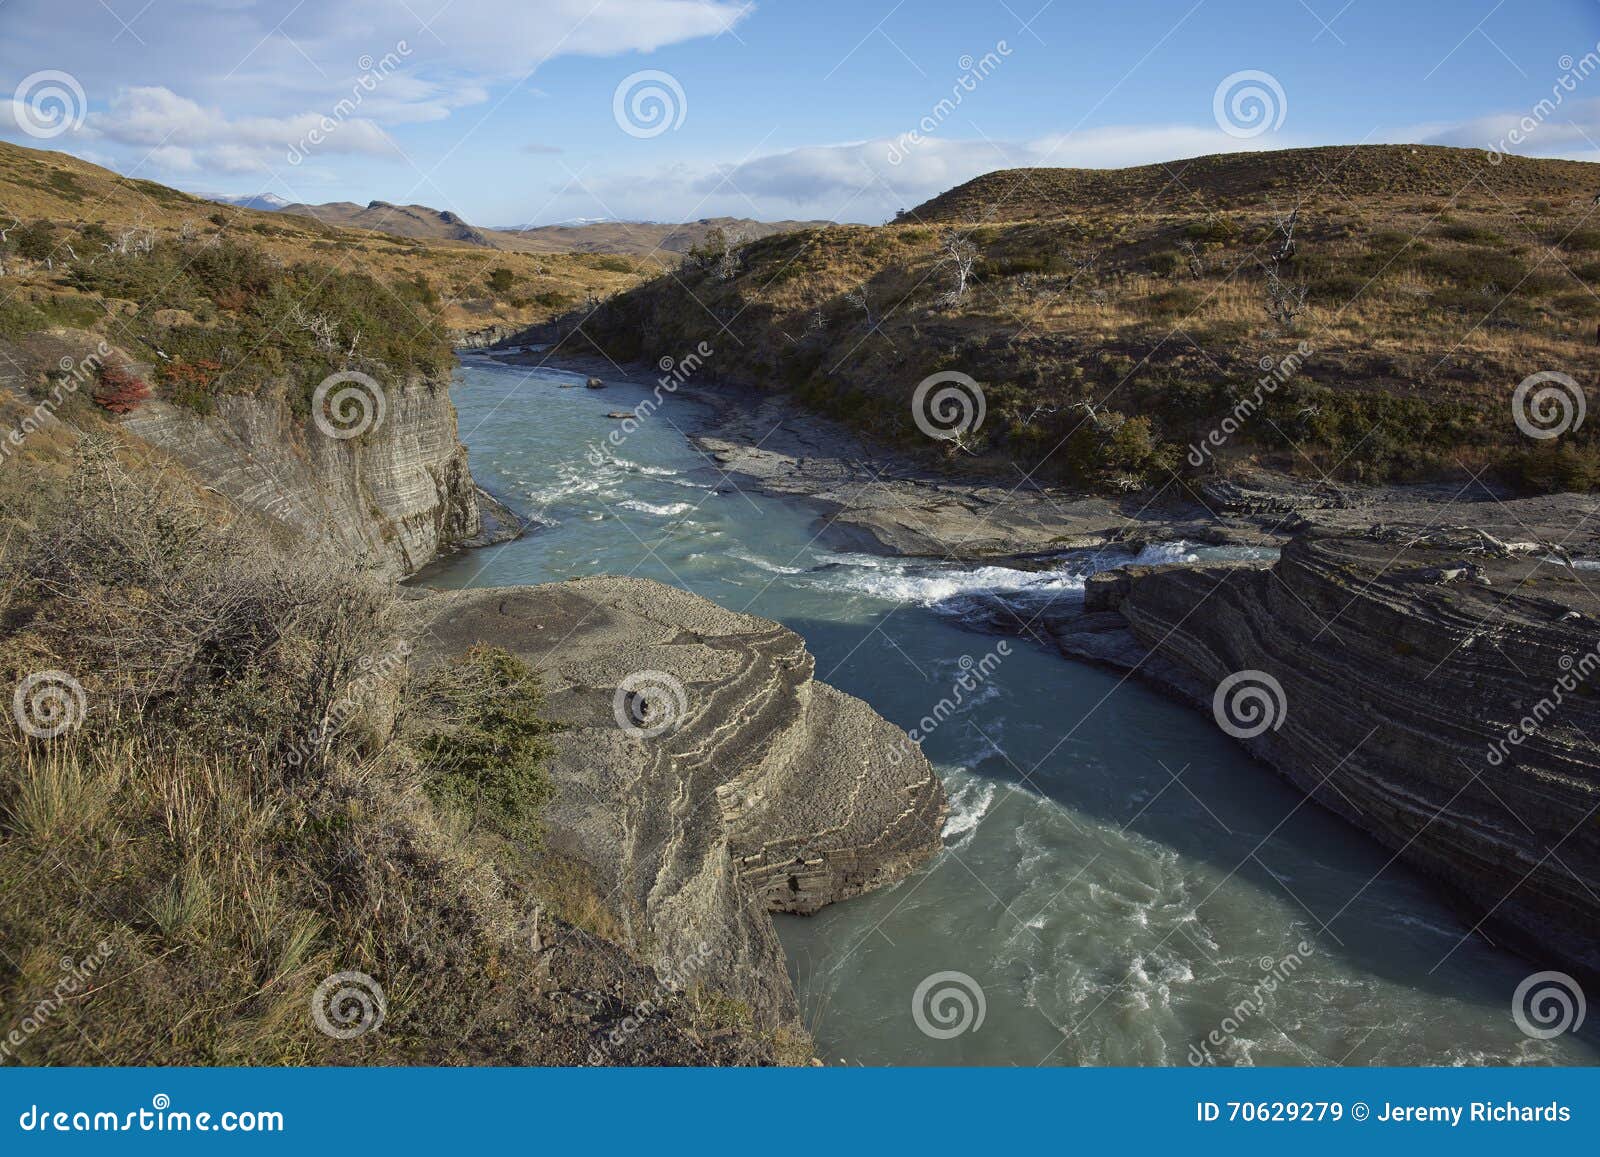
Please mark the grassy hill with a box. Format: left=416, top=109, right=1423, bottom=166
left=573, top=144, right=1600, bottom=493
left=908, top=145, right=1599, bottom=222
left=0, top=140, right=649, bottom=365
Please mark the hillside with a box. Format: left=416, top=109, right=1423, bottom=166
left=908, top=144, right=1600, bottom=223
left=0, top=140, right=650, bottom=347
left=569, top=144, right=1600, bottom=495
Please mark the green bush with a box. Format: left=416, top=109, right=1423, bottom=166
left=66, top=236, right=453, bottom=403
left=1557, top=228, right=1600, bottom=253
left=1147, top=250, right=1183, bottom=278
left=1439, top=222, right=1502, bottom=244
left=409, top=646, right=559, bottom=846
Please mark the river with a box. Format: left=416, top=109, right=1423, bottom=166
left=417, top=355, right=1600, bottom=1067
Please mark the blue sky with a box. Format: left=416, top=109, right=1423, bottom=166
left=3, top=0, right=1599, bottom=225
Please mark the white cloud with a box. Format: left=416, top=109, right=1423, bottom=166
left=557, top=126, right=1291, bottom=224
left=0, top=0, right=751, bottom=125
left=0, top=0, right=751, bottom=182
left=1415, top=96, right=1600, bottom=159
left=84, top=86, right=401, bottom=175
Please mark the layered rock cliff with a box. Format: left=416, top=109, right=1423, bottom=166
left=120, top=378, right=485, bottom=578
left=416, top=576, right=949, bottom=1033
left=106, top=359, right=947, bottom=1055
left=1082, top=529, right=1600, bottom=980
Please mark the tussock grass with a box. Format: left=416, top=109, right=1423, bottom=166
left=0, top=437, right=784, bottom=1065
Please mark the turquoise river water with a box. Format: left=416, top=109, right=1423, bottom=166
left=417, top=355, right=1600, bottom=1067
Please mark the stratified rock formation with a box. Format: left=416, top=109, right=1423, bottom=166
left=121, top=378, right=486, bottom=578
left=1085, top=529, right=1600, bottom=980
left=417, top=576, right=948, bottom=1032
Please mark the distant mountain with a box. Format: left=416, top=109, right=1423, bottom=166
left=268, top=200, right=828, bottom=261
left=276, top=199, right=511, bottom=249
left=202, top=192, right=292, bottom=212
left=498, top=216, right=831, bottom=259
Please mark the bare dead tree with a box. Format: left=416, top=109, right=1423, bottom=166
left=1060, top=247, right=1101, bottom=292
left=937, top=228, right=980, bottom=306
left=714, top=227, right=749, bottom=281
left=1070, top=398, right=1108, bottom=429
left=945, top=427, right=980, bottom=455
left=1264, top=266, right=1308, bottom=333
left=110, top=223, right=155, bottom=257
left=844, top=285, right=876, bottom=328
left=289, top=303, right=341, bottom=353
left=1177, top=238, right=1206, bottom=279
left=1270, top=206, right=1299, bottom=263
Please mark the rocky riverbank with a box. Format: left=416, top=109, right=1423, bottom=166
left=414, top=575, right=948, bottom=1036
left=477, top=343, right=1600, bottom=562
left=470, top=342, right=1600, bottom=982
left=1066, top=528, right=1600, bottom=981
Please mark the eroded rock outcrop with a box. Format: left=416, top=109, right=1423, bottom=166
left=416, top=576, right=948, bottom=1033
left=120, top=378, right=487, bottom=578
left=1090, top=529, right=1600, bottom=979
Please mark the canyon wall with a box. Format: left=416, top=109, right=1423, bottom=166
left=120, top=377, right=482, bottom=578
left=1086, top=530, right=1600, bottom=980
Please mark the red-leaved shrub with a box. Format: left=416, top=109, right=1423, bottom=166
left=93, top=361, right=152, bottom=414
